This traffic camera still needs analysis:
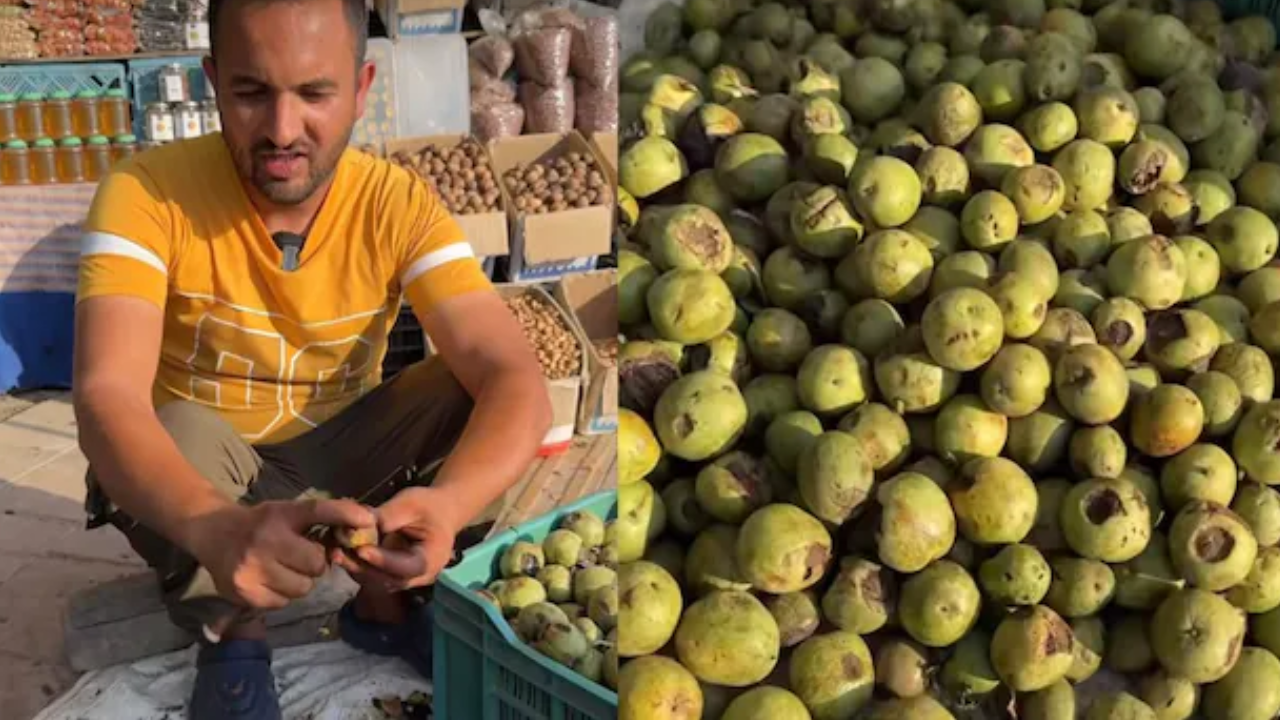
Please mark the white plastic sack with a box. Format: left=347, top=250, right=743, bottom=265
left=394, top=34, right=472, bottom=137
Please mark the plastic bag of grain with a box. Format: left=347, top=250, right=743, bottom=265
left=512, top=25, right=571, bottom=85
left=472, top=102, right=525, bottom=142
left=520, top=77, right=575, bottom=134
left=569, top=15, right=619, bottom=85
left=468, top=34, right=514, bottom=78
left=574, top=77, right=617, bottom=134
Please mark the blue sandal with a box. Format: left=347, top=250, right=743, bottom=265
left=337, top=598, right=435, bottom=678
left=189, top=639, right=282, bottom=720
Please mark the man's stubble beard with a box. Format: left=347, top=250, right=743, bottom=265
left=233, top=124, right=355, bottom=207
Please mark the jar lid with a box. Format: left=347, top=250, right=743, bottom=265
left=34, top=138, right=55, bottom=148
left=76, top=90, right=102, bottom=99
left=60, top=137, right=83, bottom=147
left=179, top=101, right=200, bottom=108
left=20, top=92, right=44, bottom=101
left=50, top=90, right=72, bottom=100
left=145, top=102, right=171, bottom=110
left=105, top=89, right=127, bottom=99
left=0, top=93, right=15, bottom=102
left=88, top=135, right=110, bottom=145
left=114, top=134, right=138, bottom=143
left=5, top=139, right=28, bottom=149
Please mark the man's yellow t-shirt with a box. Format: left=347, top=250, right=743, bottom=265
left=77, top=134, right=494, bottom=444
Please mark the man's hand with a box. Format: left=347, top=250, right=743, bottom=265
left=332, top=486, right=464, bottom=592
left=188, top=498, right=377, bottom=610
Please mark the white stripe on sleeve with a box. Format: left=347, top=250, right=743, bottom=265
left=80, top=231, right=168, bottom=275
left=400, top=243, right=474, bottom=287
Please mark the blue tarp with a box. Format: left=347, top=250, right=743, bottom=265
left=0, top=184, right=94, bottom=392
left=0, top=291, right=75, bottom=392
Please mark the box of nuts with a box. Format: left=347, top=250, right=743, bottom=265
left=385, top=134, right=510, bottom=259
left=496, top=283, right=588, bottom=455
left=553, top=269, right=618, bottom=436
left=489, top=131, right=614, bottom=283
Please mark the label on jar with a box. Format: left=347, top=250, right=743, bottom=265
left=177, top=109, right=202, bottom=139
left=148, top=113, right=174, bottom=142
left=160, top=75, right=187, bottom=104
left=201, top=109, right=221, bottom=134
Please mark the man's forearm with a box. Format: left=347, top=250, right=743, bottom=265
left=429, top=369, right=552, bottom=529
left=75, top=388, right=232, bottom=556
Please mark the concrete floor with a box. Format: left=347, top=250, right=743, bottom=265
left=0, top=392, right=145, bottom=719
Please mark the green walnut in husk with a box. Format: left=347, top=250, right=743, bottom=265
left=675, top=590, right=780, bottom=687
left=1152, top=588, right=1247, bottom=684
left=1106, top=234, right=1188, bottom=311
left=733, top=93, right=793, bottom=145
left=762, top=246, right=832, bottom=312
left=620, top=136, right=689, bottom=200
left=822, top=556, right=897, bottom=634
left=877, top=471, right=957, bottom=573
left=797, top=430, right=874, bottom=525
left=618, top=340, right=682, bottom=417
left=913, top=81, right=982, bottom=147
left=677, top=103, right=744, bottom=171
left=804, top=133, right=859, bottom=186
left=790, top=96, right=851, bottom=147
left=714, top=132, right=791, bottom=204
left=839, top=56, right=905, bottom=124
left=915, top=146, right=971, bottom=206
left=649, top=204, right=735, bottom=274
left=849, top=155, right=922, bottom=228
left=1053, top=138, right=1115, bottom=211
left=789, top=185, right=864, bottom=259
left=789, top=631, right=875, bottom=718
left=653, top=370, right=747, bottom=462
left=971, top=59, right=1028, bottom=122
left=1024, top=31, right=1084, bottom=102
left=898, top=560, right=982, bottom=648
left=737, top=503, right=832, bottom=594
left=695, top=451, right=774, bottom=524
left=966, top=123, right=1036, bottom=187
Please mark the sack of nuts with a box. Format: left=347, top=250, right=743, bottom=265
left=573, top=77, right=619, bottom=134
left=471, top=74, right=517, bottom=108
left=569, top=15, right=619, bottom=86
left=388, top=139, right=502, bottom=216
left=502, top=150, right=612, bottom=215
left=520, top=77, right=575, bottom=135
left=472, top=103, right=525, bottom=143
left=511, top=25, right=571, bottom=86
left=468, top=34, right=514, bottom=78
left=504, top=291, right=582, bottom=381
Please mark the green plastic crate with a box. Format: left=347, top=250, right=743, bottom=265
left=433, top=490, right=618, bottom=720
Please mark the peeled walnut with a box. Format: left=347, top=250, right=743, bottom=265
left=504, top=292, right=582, bottom=380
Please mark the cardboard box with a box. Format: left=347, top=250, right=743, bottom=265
left=423, top=283, right=584, bottom=455
left=554, top=270, right=618, bottom=435
left=588, top=132, right=618, bottom=182
left=500, top=284, right=585, bottom=454
left=384, top=134, right=511, bottom=259
left=489, top=131, right=614, bottom=282
left=374, top=0, right=464, bottom=38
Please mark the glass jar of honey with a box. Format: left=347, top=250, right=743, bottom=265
left=43, top=91, right=74, bottom=140
left=86, top=135, right=113, bottom=181
left=30, top=138, right=57, bottom=184
left=112, top=134, right=138, bottom=163
left=99, top=89, right=131, bottom=138
left=57, top=137, right=85, bottom=184
left=0, top=94, right=19, bottom=142
left=2, top=140, right=31, bottom=185
left=73, top=90, right=102, bottom=138
left=16, top=93, right=44, bottom=142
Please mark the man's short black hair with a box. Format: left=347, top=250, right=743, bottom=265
left=208, top=0, right=369, bottom=65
